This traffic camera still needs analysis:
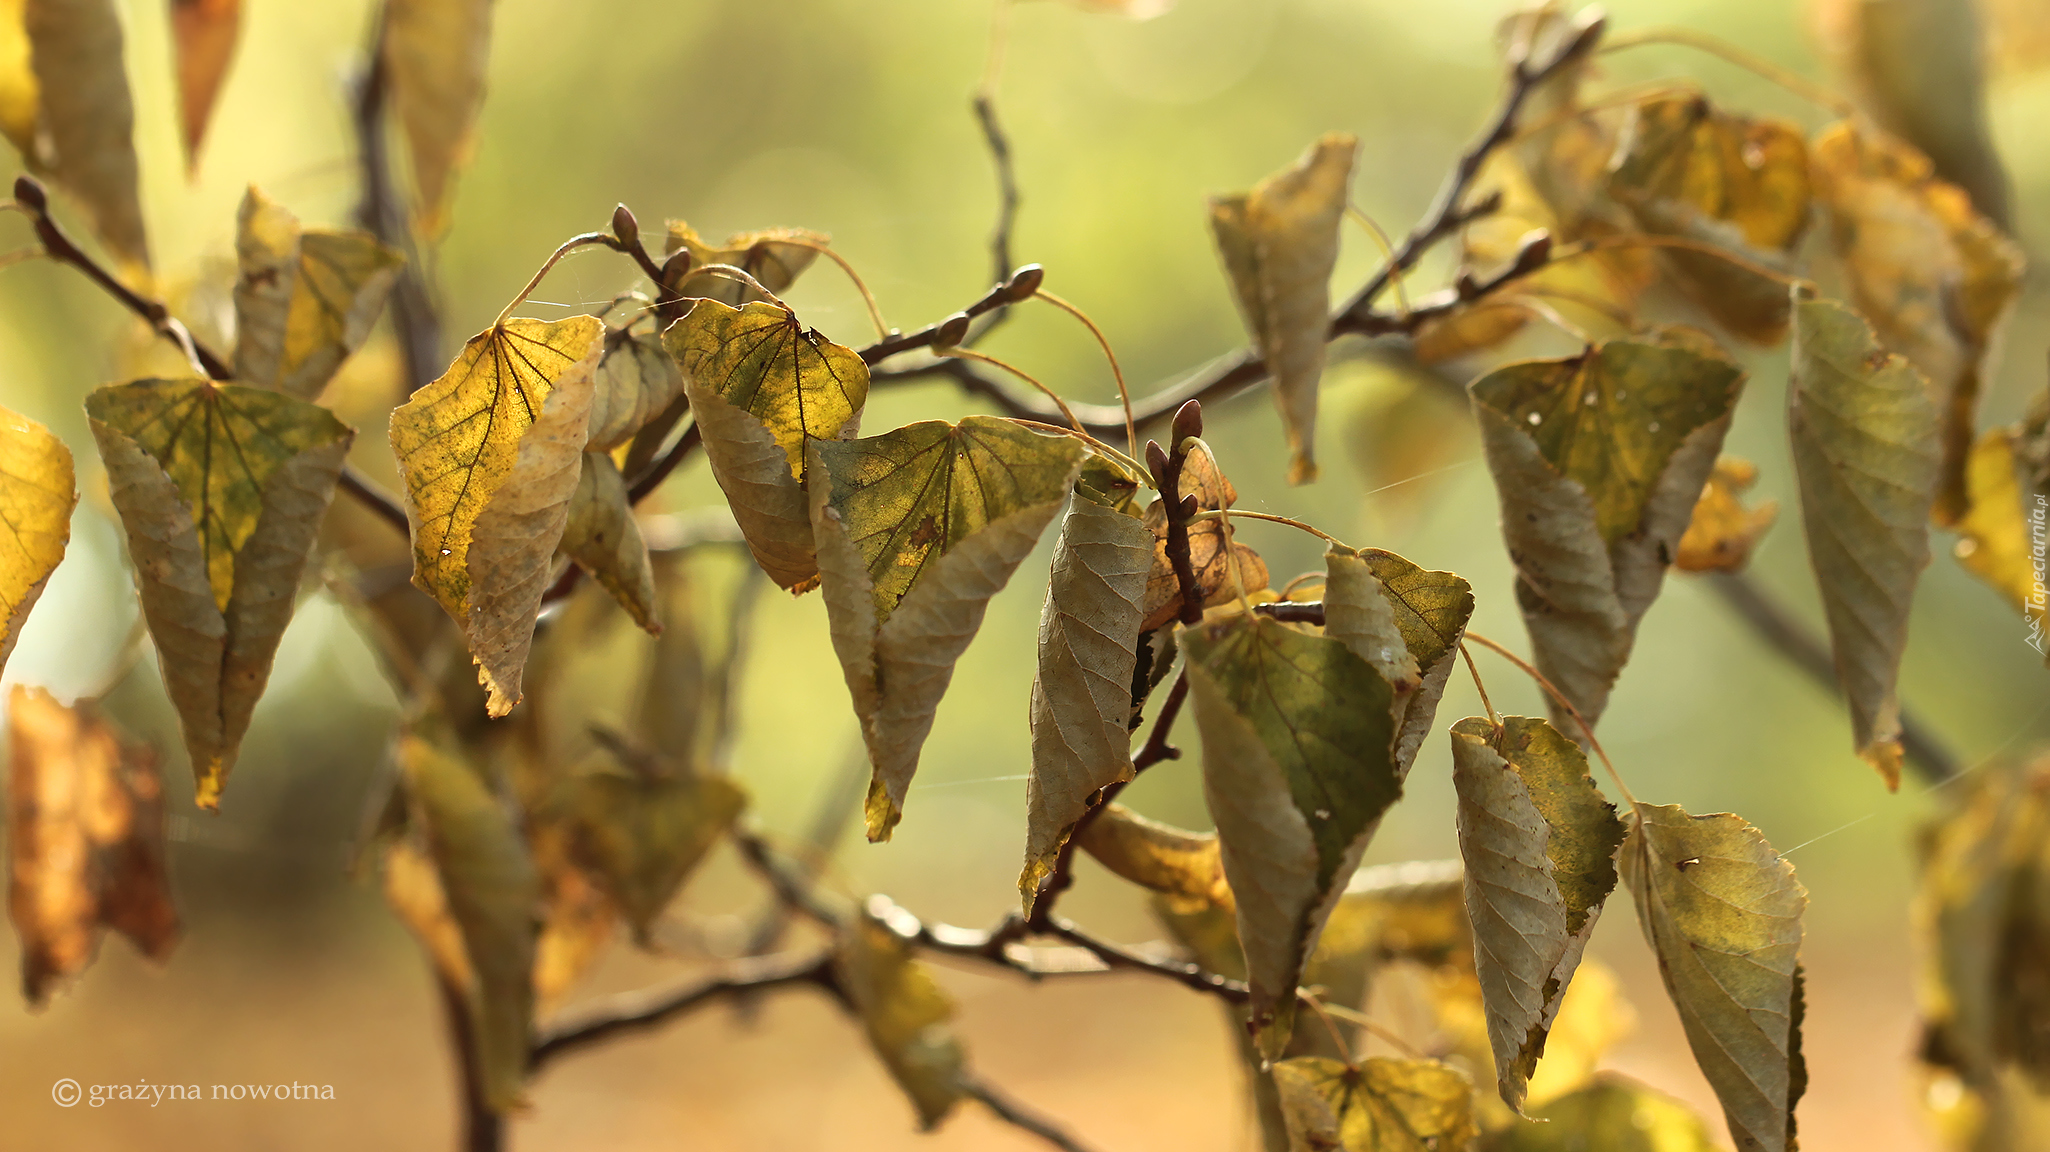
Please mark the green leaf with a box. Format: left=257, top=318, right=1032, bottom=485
left=1449, top=715, right=1624, bottom=1112
left=389, top=316, right=601, bottom=717
left=1620, top=803, right=1807, bottom=1152
left=559, top=451, right=659, bottom=634
left=232, top=185, right=404, bottom=399
left=1184, top=612, right=1399, bottom=1056
left=1479, top=1074, right=1725, bottom=1151
left=1021, top=494, right=1152, bottom=911
left=808, top=417, right=1085, bottom=840
left=88, top=378, right=353, bottom=807
left=1788, top=291, right=1940, bottom=788
left=1272, top=1056, right=1478, bottom=1152
left=21, top=0, right=148, bottom=270
left=1210, top=132, right=1357, bottom=485
left=663, top=298, right=869, bottom=593
left=835, top=910, right=967, bottom=1129
left=1326, top=546, right=1474, bottom=780
left=1472, top=332, right=1744, bottom=732
left=0, top=404, right=74, bottom=678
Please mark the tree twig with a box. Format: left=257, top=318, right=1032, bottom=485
left=961, top=1075, right=1103, bottom=1152
left=529, top=949, right=838, bottom=1069
left=354, top=6, right=441, bottom=396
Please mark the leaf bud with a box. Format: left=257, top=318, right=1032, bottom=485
left=933, top=311, right=972, bottom=349
left=610, top=203, right=640, bottom=250
left=1002, top=263, right=1045, bottom=303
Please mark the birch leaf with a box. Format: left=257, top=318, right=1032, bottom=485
left=391, top=733, right=537, bottom=1114
left=170, top=0, right=239, bottom=173
left=663, top=298, right=869, bottom=593
left=232, top=186, right=404, bottom=399
left=663, top=221, right=828, bottom=305
left=1482, top=1074, right=1724, bottom=1152
left=559, top=451, right=658, bottom=634
left=1675, top=455, right=1779, bottom=574
left=588, top=328, right=684, bottom=452
left=1325, top=545, right=1474, bottom=781
left=1810, top=122, right=2025, bottom=524
left=1620, top=803, right=1807, bottom=1152
left=1608, top=94, right=1811, bottom=344
left=1210, top=132, right=1357, bottom=485
left=7, top=686, right=178, bottom=1005
left=1449, top=714, right=1624, bottom=1112
left=1074, top=803, right=1233, bottom=909
left=1139, top=444, right=1270, bottom=630
left=836, top=910, right=968, bottom=1128
left=0, top=405, right=74, bottom=677
left=546, top=740, right=744, bottom=944
left=1272, top=1056, right=1478, bottom=1152
left=24, top=0, right=147, bottom=270
left=809, top=417, right=1084, bottom=840
left=88, top=378, right=353, bottom=807
left=1020, top=492, right=1151, bottom=910
left=1788, top=292, right=1939, bottom=788
left=1472, top=332, right=1744, bottom=732
left=381, top=0, right=492, bottom=234
left=390, top=316, right=601, bottom=717
left=1186, top=612, right=1398, bottom=1056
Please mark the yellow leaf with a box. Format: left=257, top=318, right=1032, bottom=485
left=1620, top=803, right=1807, bottom=1152
left=663, top=221, right=829, bottom=306
left=835, top=911, right=968, bottom=1129
left=381, top=0, right=492, bottom=234
left=664, top=299, right=869, bottom=592
left=0, top=404, right=74, bottom=677
left=1522, top=960, right=1637, bottom=1108
left=88, top=378, right=354, bottom=806
left=233, top=186, right=404, bottom=400
left=1810, top=121, right=2025, bottom=525
left=1608, top=94, right=1812, bottom=344
left=559, top=451, right=658, bottom=634
left=1675, top=455, right=1778, bottom=573
left=389, top=316, right=601, bottom=717
left=1074, top=803, right=1233, bottom=910
left=1501, top=5, right=1614, bottom=234
left=1951, top=425, right=2049, bottom=659
left=1139, top=443, right=1271, bottom=630
left=169, top=0, right=239, bottom=173
left=6, top=685, right=178, bottom=1005
left=1210, top=132, right=1357, bottom=484
left=588, top=328, right=684, bottom=452
left=1483, top=1073, right=1724, bottom=1151
left=1272, top=1055, right=1478, bottom=1152
left=527, top=819, right=614, bottom=1014
left=1788, top=291, right=1940, bottom=788
left=0, top=0, right=35, bottom=158
left=23, top=0, right=148, bottom=271
left=809, top=418, right=1085, bottom=839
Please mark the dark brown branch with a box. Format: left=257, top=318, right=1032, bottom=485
left=434, top=975, right=504, bottom=1152
left=857, top=263, right=1042, bottom=366
left=627, top=421, right=703, bottom=502
left=961, top=1075, right=1102, bottom=1152
left=974, top=93, right=1019, bottom=288
left=354, top=7, right=441, bottom=396
left=529, top=949, right=838, bottom=1069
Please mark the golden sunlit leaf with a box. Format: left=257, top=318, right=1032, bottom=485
left=1449, top=714, right=1624, bottom=1112
left=809, top=417, right=1085, bottom=840
left=663, top=221, right=828, bottom=306
left=0, top=405, right=74, bottom=677
left=381, top=0, right=492, bottom=234
left=1501, top=5, right=1613, bottom=234
left=6, top=686, right=177, bottom=1005
left=88, top=378, right=353, bottom=807
left=1608, top=94, right=1811, bottom=344
left=0, top=0, right=35, bottom=158
left=588, top=327, right=684, bottom=452
left=1675, top=455, right=1779, bottom=573
left=836, top=910, right=968, bottom=1129
left=559, top=451, right=658, bottom=634
left=1021, top=491, right=1151, bottom=910
left=1522, top=959, right=1636, bottom=1107
left=664, top=299, right=869, bottom=593
left=1472, top=331, right=1745, bottom=731
left=1272, top=1055, right=1478, bottom=1152
left=1481, top=1073, right=1723, bottom=1151
left=1210, top=132, right=1357, bottom=484
left=1075, top=803, right=1232, bottom=909
left=1139, top=444, right=1270, bottom=630
left=1788, top=291, right=1940, bottom=788
left=169, top=0, right=240, bottom=173
left=1620, top=803, right=1807, bottom=1152
left=389, top=316, right=602, bottom=717
left=23, top=0, right=148, bottom=270
left=528, top=819, right=614, bottom=1015
left=1809, top=121, right=2025, bottom=524
left=233, top=186, right=404, bottom=400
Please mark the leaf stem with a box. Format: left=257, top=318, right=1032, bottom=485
left=1344, top=204, right=1411, bottom=316
left=1459, top=642, right=1501, bottom=728
left=1599, top=27, right=1856, bottom=118
left=1034, top=289, right=1137, bottom=462
left=1190, top=508, right=1344, bottom=548
left=1462, top=630, right=1640, bottom=809
left=761, top=237, right=891, bottom=341
left=941, top=346, right=1086, bottom=434
left=494, top=232, right=615, bottom=329
left=689, top=262, right=793, bottom=311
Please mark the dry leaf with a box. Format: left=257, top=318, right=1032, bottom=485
left=1620, top=803, right=1807, bottom=1152
left=588, top=327, right=684, bottom=453
left=88, top=378, right=353, bottom=807
left=1139, top=444, right=1270, bottom=630
left=1787, top=291, right=1939, bottom=788
left=1675, top=455, right=1779, bottom=573
left=381, top=0, right=491, bottom=233
left=7, top=686, right=177, bottom=1005
left=528, top=819, right=614, bottom=1014
left=1272, top=1056, right=1478, bottom=1152
left=233, top=186, right=404, bottom=399
left=1348, top=548, right=1475, bottom=778
left=1074, top=803, right=1232, bottom=909
left=23, top=0, right=147, bottom=270
left=1483, top=1073, right=1724, bottom=1151
left=1210, top=132, right=1358, bottom=484
left=0, top=0, right=35, bottom=158
left=169, top=0, right=240, bottom=173
left=559, top=451, right=658, bottom=634
left=389, top=316, right=601, bottom=717
left=836, top=910, right=967, bottom=1128
left=664, top=299, right=869, bottom=593
left=663, top=221, right=828, bottom=306
left=0, top=405, right=74, bottom=677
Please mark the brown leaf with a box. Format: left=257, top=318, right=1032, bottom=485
left=381, top=0, right=492, bottom=234
left=1139, top=444, right=1270, bottom=630
left=1674, top=455, right=1779, bottom=573
left=663, top=221, right=829, bottom=306
left=588, top=328, right=684, bottom=453
left=559, top=451, right=659, bottom=634
left=170, top=0, right=240, bottom=173
left=232, top=186, right=404, bottom=400
left=7, top=686, right=178, bottom=1005
left=23, top=0, right=148, bottom=270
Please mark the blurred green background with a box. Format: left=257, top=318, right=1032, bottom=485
left=2, top=0, right=2047, bottom=1148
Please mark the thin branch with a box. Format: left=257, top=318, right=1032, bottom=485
left=857, top=263, right=1042, bottom=366
left=434, top=975, right=504, bottom=1152
left=353, top=8, right=441, bottom=395
left=529, top=950, right=837, bottom=1069
left=962, top=1075, right=1103, bottom=1152
left=974, top=92, right=1019, bottom=291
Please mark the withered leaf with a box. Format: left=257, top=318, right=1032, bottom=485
left=170, top=0, right=240, bottom=173
left=23, top=0, right=148, bottom=270
left=88, top=378, right=353, bottom=807
left=1675, top=455, right=1779, bottom=573
left=1074, top=803, right=1232, bottom=909
left=1325, top=545, right=1474, bottom=781
left=1272, top=1056, right=1478, bottom=1152
left=1481, top=1074, right=1724, bottom=1151
left=233, top=186, right=404, bottom=399
left=588, top=327, right=684, bottom=452
left=664, top=221, right=828, bottom=306
left=1139, top=444, right=1270, bottom=630
left=0, top=404, right=74, bottom=677
left=559, top=451, right=658, bottom=634
left=836, top=910, right=968, bottom=1129
left=380, top=0, right=492, bottom=234
left=7, top=686, right=177, bottom=1005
